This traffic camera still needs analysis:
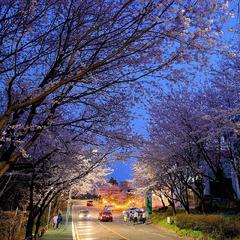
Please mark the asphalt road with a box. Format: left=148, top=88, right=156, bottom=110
left=72, top=201, right=185, bottom=240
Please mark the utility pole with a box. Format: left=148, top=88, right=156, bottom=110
left=65, top=186, right=72, bottom=226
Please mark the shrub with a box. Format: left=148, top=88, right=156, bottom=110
left=151, top=209, right=175, bottom=223
left=175, top=214, right=240, bottom=240
left=0, top=210, right=26, bottom=240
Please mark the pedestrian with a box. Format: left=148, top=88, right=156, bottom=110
left=57, top=213, right=63, bottom=229
left=133, top=211, right=138, bottom=224
left=129, top=211, right=133, bottom=222
left=123, top=212, right=127, bottom=222
left=126, top=211, right=130, bottom=223
left=53, top=214, right=58, bottom=229
left=142, top=211, right=146, bottom=224
left=137, top=211, right=142, bottom=223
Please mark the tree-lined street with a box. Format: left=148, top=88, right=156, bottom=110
left=71, top=201, right=182, bottom=240
left=0, top=0, right=240, bottom=239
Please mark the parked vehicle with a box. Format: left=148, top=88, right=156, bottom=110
left=126, top=208, right=143, bottom=214
left=124, top=208, right=144, bottom=223
left=98, top=210, right=113, bottom=222
left=87, top=200, right=93, bottom=206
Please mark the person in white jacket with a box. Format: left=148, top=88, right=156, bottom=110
left=133, top=211, right=138, bottom=224
left=53, top=215, right=58, bottom=229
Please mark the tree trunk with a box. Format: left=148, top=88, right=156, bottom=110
left=183, top=203, right=190, bottom=214
left=34, top=212, right=42, bottom=240
left=25, top=213, right=35, bottom=240
left=168, top=198, right=176, bottom=215
left=200, top=197, right=206, bottom=213
left=159, top=194, right=166, bottom=208
left=25, top=172, right=35, bottom=239
left=185, top=188, right=190, bottom=214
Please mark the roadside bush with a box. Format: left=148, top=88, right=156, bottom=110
left=175, top=214, right=240, bottom=240
left=151, top=209, right=174, bottom=223
left=0, top=210, right=26, bottom=240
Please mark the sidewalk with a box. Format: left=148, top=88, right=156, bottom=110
left=42, top=220, right=73, bottom=240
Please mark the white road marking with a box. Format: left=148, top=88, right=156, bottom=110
left=79, top=232, right=96, bottom=236
left=72, top=220, right=78, bottom=240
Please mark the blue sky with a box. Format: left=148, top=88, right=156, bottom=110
left=109, top=104, right=148, bottom=182
left=109, top=159, right=135, bottom=182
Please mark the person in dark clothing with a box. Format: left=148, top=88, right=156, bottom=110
left=56, top=213, right=63, bottom=228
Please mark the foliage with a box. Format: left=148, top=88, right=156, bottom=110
left=150, top=209, right=176, bottom=223
left=133, top=63, right=240, bottom=211
left=0, top=0, right=233, bottom=176
left=43, top=218, right=72, bottom=240
left=175, top=214, right=240, bottom=240
left=108, top=177, right=118, bottom=185
left=151, top=211, right=240, bottom=240
left=150, top=211, right=211, bottom=240
left=0, top=211, right=26, bottom=240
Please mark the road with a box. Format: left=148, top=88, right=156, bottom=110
left=72, top=201, right=185, bottom=240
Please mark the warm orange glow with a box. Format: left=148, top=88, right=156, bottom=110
left=98, top=196, right=144, bottom=211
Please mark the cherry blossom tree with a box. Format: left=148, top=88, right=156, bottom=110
left=0, top=0, right=232, bottom=176
left=133, top=143, right=202, bottom=214
left=17, top=129, right=113, bottom=239
left=210, top=48, right=240, bottom=181
left=0, top=114, right=126, bottom=240
left=133, top=80, right=240, bottom=214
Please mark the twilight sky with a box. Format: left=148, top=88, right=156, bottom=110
left=109, top=105, right=148, bottom=182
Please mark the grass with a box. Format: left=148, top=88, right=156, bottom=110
left=42, top=224, right=72, bottom=240
left=157, top=218, right=212, bottom=240
left=150, top=211, right=240, bottom=240
left=42, top=216, right=73, bottom=240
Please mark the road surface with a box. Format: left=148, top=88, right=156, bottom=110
left=72, top=201, right=185, bottom=240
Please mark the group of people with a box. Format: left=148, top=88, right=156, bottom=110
left=123, top=210, right=148, bottom=224
left=53, top=213, right=63, bottom=229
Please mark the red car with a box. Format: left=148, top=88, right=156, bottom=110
left=87, top=200, right=93, bottom=206
left=98, top=210, right=113, bottom=222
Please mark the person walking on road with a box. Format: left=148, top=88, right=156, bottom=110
left=142, top=211, right=146, bottom=224
left=53, top=215, right=58, bottom=229
left=137, top=211, right=142, bottom=223
left=129, top=211, right=133, bottom=222
left=56, top=213, right=63, bottom=229
left=126, top=211, right=130, bottom=223
left=123, top=212, right=127, bottom=222
left=133, top=211, right=138, bottom=224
